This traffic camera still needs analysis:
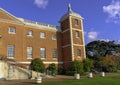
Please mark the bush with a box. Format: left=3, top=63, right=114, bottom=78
left=48, top=63, right=56, bottom=76
left=70, top=60, right=84, bottom=74
left=112, top=55, right=120, bottom=70
left=58, top=66, right=65, bottom=75
left=30, top=58, right=45, bottom=73
left=83, top=58, right=94, bottom=72
left=98, top=56, right=117, bottom=72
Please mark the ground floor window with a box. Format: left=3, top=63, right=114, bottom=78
left=8, top=45, right=14, bottom=58
left=27, top=47, right=32, bottom=59
left=52, top=49, right=57, bottom=58
left=40, top=48, right=46, bottom=59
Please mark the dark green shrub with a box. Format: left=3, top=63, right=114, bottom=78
left=65, top=71, right=75, bottom=76
left=70, top=60, right=84, bottom=74
left=48, top=63, right=56, bottom=76
left=83, top=58, right=94, bottom=72
left=30, top=58, right=45, bottom=73
left=58, top=66, right=65, bottom=74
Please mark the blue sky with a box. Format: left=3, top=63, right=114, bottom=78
left=0, top=0, right=120, bottom=44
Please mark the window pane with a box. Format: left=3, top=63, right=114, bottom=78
left=77, top=49, right=81, bottom=57
left=76, top=31, right=79, bottom=38
left=52, top=34, right=56, bottom=40
left=27, top=30, right=33, bottom=36
left=40, top=48, right=46, bottom=58
left=8, top=45, right=14, bottom=58
left=52, top=49, right=57, bottom=58
left=40, top=32, right=46, bottom=38
left=9, top=27, right=16, bottom=34
left=27, top=47, right=32, bottom=58
left=74, top=19, right=78, bottom=25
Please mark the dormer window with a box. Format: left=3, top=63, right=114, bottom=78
left=27, top=30, right=33, bottom=37
left=74, top=19, right=78, bottom=25
left=8, top=27, right=16, bottom=34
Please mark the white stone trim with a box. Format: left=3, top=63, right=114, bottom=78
left=0, top=19, right=57, bottom=32
left=62, top=44, right=71, bottom=48
left=27, top=58, right=32, bottom=59
left=43, top=62, right=63, bottom=64
left=69, top=16, right=74, bottom=61
left=8, top=61, right=63, bottom=64
left=62, top=29, right=70, bottom=33
left=81, top=20, right=86, bottom=59
left=0, top=8, right=57, bottom=32
left=72, top=28, right=82, bottom=31
left=0, top=8, right=24, bottom=24
left=73, top=44, right=84, bottom=46
left=0, top=18, right=24, bottom=25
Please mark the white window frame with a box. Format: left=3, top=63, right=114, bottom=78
left=27, top=47, right=32, bottom=59
left=8, top=27, right=16, bottom=34
left=40, top=48, right=46, bottom=59
left=77, top=49, right=81, bottom=57
left=40, top=32, right=46, bottom=38
left=52, top=34, right=56, bottom=40
left=8, top=45, right=14, bottom=59
left=52, top=49, right=57, bottom=59
left=74, top=19, right=78, bottom=26
left=76, top=31, right=79, bottom=38
left=27, top=30, right=33, bottom=37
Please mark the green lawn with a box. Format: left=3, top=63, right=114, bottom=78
left=32, top=75, right=120, bottom=85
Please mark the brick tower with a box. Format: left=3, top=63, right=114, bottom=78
left=60, top=4, right=86, bottom=70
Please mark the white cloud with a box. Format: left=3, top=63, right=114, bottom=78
left=87, top=31, right=98, bottom=41
left=100, top=39, right=110, bottom=42
left=103, top=0, right=120, bottom=24
left=34, top=0, right=48, bottom=9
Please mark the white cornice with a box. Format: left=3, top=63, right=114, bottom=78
left=0, top=8, right=58, bottom=32
left=8, top=61, right=63, bottom=64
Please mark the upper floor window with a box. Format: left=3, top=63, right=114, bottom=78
left=40, top=48, right=46, bottom=59
left=8, top=45, right=14, bottom=58
left=52, top=34, right=56, bottom=40
left=76, top=31, right=79, bottom=38
left=27, top=47, right=32, bottom=59
left=8, top=27, right=16, bottom=34
left=52, top=49, right=57, bottom=59
left=77, top=49, right=81, bottom=57
left=40, top=32, right=46, bottom=38
left=27, top=30, right=33, bottom=37
left=74, top=19, right=78, bottom=25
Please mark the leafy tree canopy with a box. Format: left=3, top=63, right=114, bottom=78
left=86, top=40, right=120, bottom=60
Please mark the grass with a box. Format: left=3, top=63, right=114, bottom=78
left=32, top=75, right=120, bottom=85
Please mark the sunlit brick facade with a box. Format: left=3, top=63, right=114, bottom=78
left=0, top=5, right=86, bottom=70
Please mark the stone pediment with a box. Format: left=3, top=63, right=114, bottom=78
left=0, top=8, right=23, bottom=24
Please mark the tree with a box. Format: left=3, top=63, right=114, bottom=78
left=98, top=55, right=117, bottom=72
left=30, top=58, right=45, bottom=73
left=86, top=40, right=120, bottom=61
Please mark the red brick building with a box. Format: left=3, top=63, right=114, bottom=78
left=0, top=4, right=86, bottom=70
